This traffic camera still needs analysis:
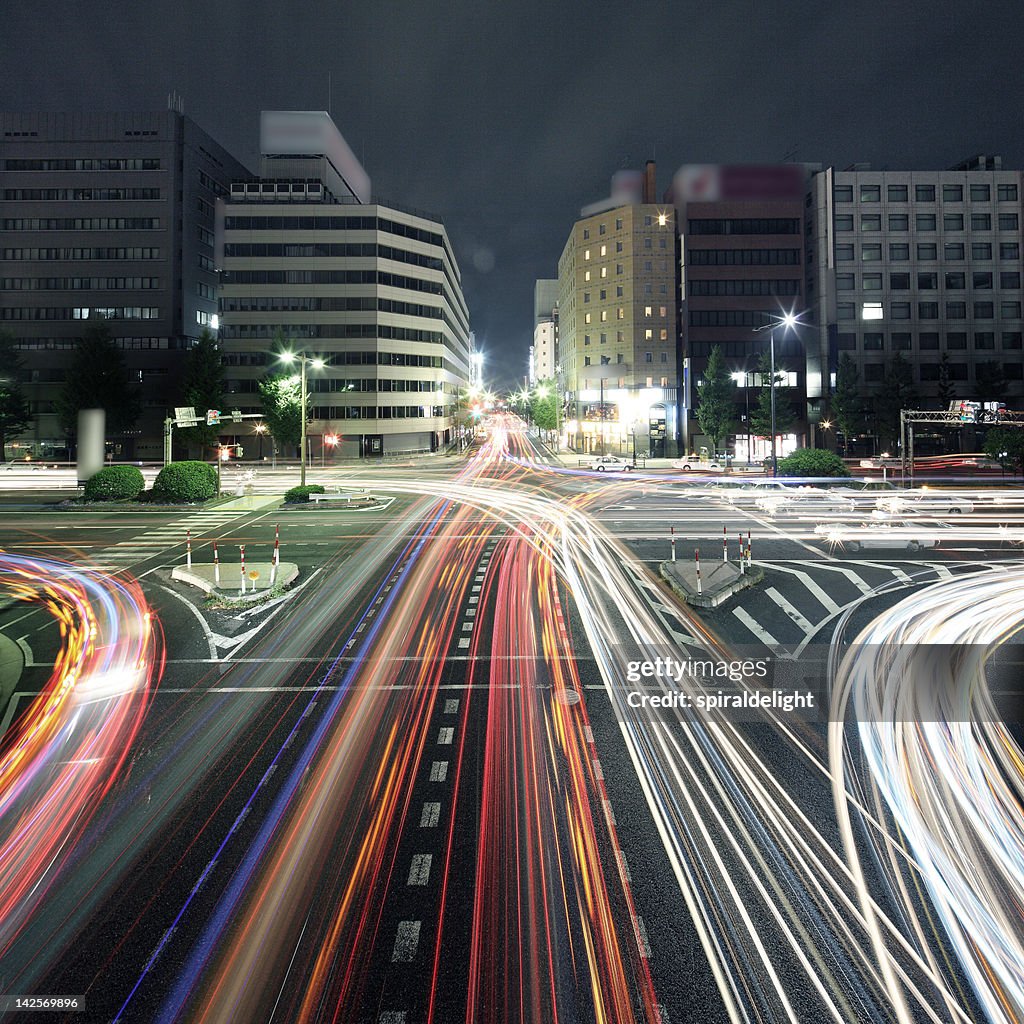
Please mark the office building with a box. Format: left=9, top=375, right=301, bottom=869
left=531, top=278, right=558, bottom=383
left=0, top=109, right=251, bottom=458
left=216, top=111, right=471, bottom=459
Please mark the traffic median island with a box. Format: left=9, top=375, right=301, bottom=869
left=171, top=561, right=299, bottom=606
left=660, top=557, right=764, bottom=609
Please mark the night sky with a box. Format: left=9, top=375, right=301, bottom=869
left=4, top=0, right=1024, bottom=386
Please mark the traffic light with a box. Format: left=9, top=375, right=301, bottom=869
left=236, top=446, right=244, bottom=458
left=207, top=409, right=221, bottom=426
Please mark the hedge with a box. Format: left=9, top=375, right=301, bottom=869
left=284, top=484, right=326, bottom=503
left=775, top=448, right=851, bottom=478
left=83, top=465, right=146, bottom=501
left=152, top=461, right=219, bottom=502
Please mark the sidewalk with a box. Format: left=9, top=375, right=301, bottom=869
left=660, top=556, right=764, bottom=609
left=0, top=629, right=26, bottom=718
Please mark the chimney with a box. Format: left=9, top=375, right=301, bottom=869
left=643, top=160, right=656, bottom=204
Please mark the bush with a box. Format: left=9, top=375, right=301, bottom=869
left=83, top=465, right=145, bottom=501
left=776, top=448, right=851, bottom=478
left=284, top=484, right=326, bottom=503
left=152, top=461, right=219, bottom=503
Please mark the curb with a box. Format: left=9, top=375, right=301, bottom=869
left=170, top=562, right=299, bottom=601
left=659, top=561, right=765, bottom=609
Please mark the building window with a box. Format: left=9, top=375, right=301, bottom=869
left=862, top=244, right=882, bottom=261
left=915, top=184, right=936, bottom=202
left=583, top=229, right=590, bottom=240
left=599, top=223, right=606, bottom=235
left=837, top=302, right=855, bottom=320
left=1001, top=301, right=1022, bottom=318
left=972, top=213, right=992, bottom=230
left=584, top=292, right=591, bottom=302
left=584, top=356, right=591, bottom=365
left=948, top=362, right=968, bottom=380
left=1002, top=331, right=1023, bottom=349
left=889, top=243, right=910, bottom=261
left=584, top=313, right=591, bottom=324
left=888, top=214, right=909, bottom=231
left=917, top=243, right=937, bottom=260
left=584, top=249, right=591, bottom=260
left=920, top=364, right=940, bottom=381
left=659, top=306, right=667, bottom=317
left=974, top=332, right=995, bottom=349
left=617, top=307, right=625, bottom=319
left=944, top=242, right=965, bottom=260
left=644, top=215, right=652, bottom=226
left=889, top=272, right=910, bottom=290
left=972, top=243, right=992, bottom=260
left=864, top=363, right=884, bottom=382
left=943, top=214, right=964, bottom=230
left=1000, top=243, right=1020, bottom=260
left=660, top=328, right=668, bottom=341
left=892, top=332, right=912, bottom=350
left=1000, top=271, right=1021, bottom=288
left=584, top=270, right=591, bottom=281
left=946, top=332, right=967, bottom=349
left=918, top=272, right=937, bottom=289
left=661, top=351, right=668, bottom=362
left=863, top=332, right=884, bottom=350
left=919, top=332, right=939, bottom=350
left=942, top=185, right=963, bottom=202
left=600, top=333, right=607, bottom=343
left=600, top=289, right=607, bottom=300
left=616, top=241, right=624, bottom=253
left=584, top=334, right=591, bottom=345
left=615, top=218, right=623, bottom=229
left=861, top=214, right=881, bottom=231
left=601, top=266, right=608, bottom=278
left=998, top=213, right=1019, bottom=230
left=918, top=302, right=939, bottom=319
left=617, top=331, right=624, bottom=342
left=946, top=302, right=966, bottom=319
left=835, top=214, right=854, bottom=231
left=863, top=273, right=882, bottom=290
left=834, top=185, right=853, bottom=202
left=600, top=310, right=608, bottom=322
left=600, top=244, right=607, bottom=256
left=644, top=305, right=653, bottom=316
left=645, top=329, right=653, bottom=340
left=1004, top=362, right=1024, bottom=380
left=973, top=271, right=993, bottom=289
left=644, top=352, right=653, bottom=363
left=891, top=302, right=911, bottom=319
left=916, top=213, right=936, bottom=230
left=998, top=184, right=1018, bottom=201
left=837, top=273, right=855, bottom=290
left=945, top=271, right=966, bottom=289
left=887, top=184, right=908, bottom=202
left=970, top=184, right=991, bottom=202
left=836, top=244, right=855, bottom=261
left=616, top=286, right=624, bottom=297
left=974, top=302, right=994, bottom=319
left=860, top=184, right=881, bottom=202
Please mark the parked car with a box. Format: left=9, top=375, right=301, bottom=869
left=673, top=457, right=721, bottom=471
left=589, top=455, right=633, bottom=473
left=814, top=519, right=942, bottom=552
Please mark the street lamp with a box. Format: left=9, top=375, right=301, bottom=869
left=253, top=422, right=267, bottom=461
left=278, top=351, right=325, bottom=487
left=753, top=312, right=799, bottom=477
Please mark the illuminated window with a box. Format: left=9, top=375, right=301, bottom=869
left=660, top=329, right=668, bottom=340
left=644, top=306, right=652, bottom=316
left=862, top=301, right=884, bottom=320
left=600, top=266, right=607, bottom=278
left=600, top=310, right=608, bottom=322
left=659, top=306, right=667, bottom=317
left=584, top=313, right=591, bottom=324
left=600, top=244, right=607, bottom=256
left=617, top=307, right=625, bottom=319
left=645, top=329, right=653, bottom=340
left=584, top=270, right=591, bottom=281
left=584, top=249, right=591, bottom=260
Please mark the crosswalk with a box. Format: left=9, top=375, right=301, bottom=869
left=87, top=509, right=247, bottom=573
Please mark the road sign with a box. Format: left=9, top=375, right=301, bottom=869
left=231, top=409, right=242, bottom=423
left=174, top=406, right=199, bottom=427
left=207, top=409, right=221, bottom=426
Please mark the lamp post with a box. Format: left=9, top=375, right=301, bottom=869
left=753, top=312, right=799, bottom=477
left=278, top=351, right=324, bottom=487
left=254, top=422, right=267, bottom=461
left=731, top=371, right=752, bottom=466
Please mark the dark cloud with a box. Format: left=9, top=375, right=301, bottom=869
left=4, top=0, right=1024, bottom=386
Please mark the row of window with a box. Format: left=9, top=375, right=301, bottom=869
left=218, top=296, right=442, bottom=319
left=837, top=241, right=1018, bottom=261
left=687, top=279, right=801, bottom=297
left=222, top=242, right=444, bottom=272
left=308, top=378, right=444, bottom=394
left=1, top=246, right=162, bottom=261
left=579, top=376, right=671, bottom=389
left=835, top=183, right=1018, bottom=203
left=1, top=276, right=160, bottom=290
left=689, top=310, right=778, bottom=327
left=584, top=236, right=669, bottom=260
left=581, top=215, right=665, bottom=240
left=581, top=353, right=671, bottom=366
left=839, top=271, right=1021, bottom=291
left=837, top=301, right=1021, bottom=321
left=836, top=213, right=1018, bottom=232
left=688, top=249, right=802, bottom=266
left=1, top=306, right=160, bottom=321
left=687, top=218, right=800, bottom=235
left=12, top=336, right=171, bottom=349
left=2, top=217, right=161, bottom=231
left=584, top=330, right=671, bottom=344
left=223, top=215, right=443, bottom=247
left=221, top=269, right=442, bottom=294
left=3, top=188, right=161, bottom=202
left=838, top=330, right=1022, bottom=351
left=307, top=406, right=447, bottom=420
left=3, top=158, right=162, bottom=171
left=221, top=324, right=445, bottom=344
left=583, top=262, right=671, bottom=280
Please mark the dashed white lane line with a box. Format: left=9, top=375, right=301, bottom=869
left=378, top=1012, right=406, bottom=1024
left=420, top=802, right=441, bottom=828
left=391, top=921, right=421, bottom=962
left=443, top=699, right=459, bottom=714
left=437, top=727, right=454, bottom=745
left=407, top=853, right=432, bottom=886
left=461, top=622, right=473, bottom=632
left=468, top=595, right=479, bottom=604
left=635, top=914, right=652, bottom=958
left=471, top=585, right=481, bottom=593
left=465, top=608, right=477, bottom=617
left=810, top=563, right=873, bottom=594
left=429, top=761, right=448, bottom=782
left=592, top=758, right=604, bottom=781
left=762, top=564, right=841, bottom=614
left=764, top=587, right=815, bottom=634
left=732, top=606, right=782, bottom=650
left=457, top=638, right=471, bottom=649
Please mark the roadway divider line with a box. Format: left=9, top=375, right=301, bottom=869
left=764, top=588, right=816, bottom=634
left=731, top=607, right=782, bottom=651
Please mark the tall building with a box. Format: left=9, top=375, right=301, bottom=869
left=557, top=163, right=679, bottom=457
left=0, top=109, right=251, bottom=458
left=531, top=278, right=558, bottom=383
left=807, top=157, right=1024, bottom=451
left=672, top=163, right=813, bottom=458
left=216, top=111, right=471, bottom=459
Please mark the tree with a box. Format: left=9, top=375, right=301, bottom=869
left=57, top=319, right=141, bottom=435
left=694, top=346, right=735, bottom=453
left=0, top=331, right=32, bottom=461
left=176, top=329, right=225, bottom=450
left=873, top=353, right=917, bottom=450
left=936, top=351, right=955, bottom=408
left=257, top=373, right=303, bottom=455
left=830, top=354, right=864, bottom=452
left=530, top=379, right=559, bottom=433
left=748, top=352, right=795, bottom=441
left=974, top=360, right=1009, bottom=402
left=982, top=427, right=1024, bottom=477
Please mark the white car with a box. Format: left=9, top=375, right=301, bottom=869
left=755, top=490, right=857, bottom=516
left=719, top=480, right=793, bottom=506
left=589, top=455, right=633, bottom=473
left=875, top=491, right=974, bottom=515
left=814, top=520, right=942, bottom=552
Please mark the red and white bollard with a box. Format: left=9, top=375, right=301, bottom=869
left=270, top=524, right=280, bottom=585
left=670, top=525, right=676, bottom=563
left=240, top=544, right=246, bottom=594
left=723, top=525, right=728, bottom=563
left=213, top=540, right=220, bottom=585
left=186, top=529, right=192, bottom=570
left=747, top=530, right=753, bottom=570
left=695, top=548, right=702, bottom=596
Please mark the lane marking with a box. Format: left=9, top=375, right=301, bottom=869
left=732, top=607, right=782, bottom=650
left=443, top=699, right=459, bottom=714
left=764, top=587, right=815, bottom=634
left=429, top=761, right=448, bottom=782
left=391, top=921, right=421, bottom=962
left=420, top=802, right=441, bottom=828
left=407, top=853, right=432, bottom=886
left=437, top=727, right=454, bottom=745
